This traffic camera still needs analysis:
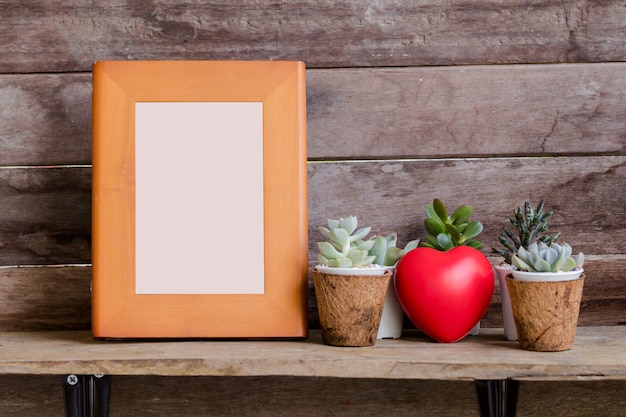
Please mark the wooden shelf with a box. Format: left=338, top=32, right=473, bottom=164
left=1, top=327, right=625, bottom=381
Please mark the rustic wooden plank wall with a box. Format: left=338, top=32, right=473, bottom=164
left=1, top=1, right=625, bottom=416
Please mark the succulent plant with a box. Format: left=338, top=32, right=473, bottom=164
left=317, top=216, right=376, bottom=268
left=317, top=216, right=419, bottom=268
left=369, top=233, right=420, bottom=266
left=512, top=241, right=584, bottom=273
left=492, top=200, right=561, bottom=264
left=420, top=198, right=483, bottom=251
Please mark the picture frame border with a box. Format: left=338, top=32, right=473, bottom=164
left=91, top=60, right=308, bottom=339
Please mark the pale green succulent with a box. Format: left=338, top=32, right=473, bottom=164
left=512, top=241, right=584, bottom=273
left=420, top=198, right=483, bottom=251
left=368, top=233, right=420, bottom=266
left=317, top=216, right=376, bottom=267
left=317, top=216, right=418, bottom=268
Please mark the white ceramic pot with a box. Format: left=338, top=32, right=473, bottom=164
left=468, top=321, right=480, bottom=336
left=511, top=268, right=584, bottom=282
left=494, top=264, right=518, bottom=341
left=377, top=274, right=404, bottom=339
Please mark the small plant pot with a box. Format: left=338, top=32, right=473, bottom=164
left=313, top=268, right=392, bottom=347
left=506, top=273, right=585, bottom=352
left=377, top=277, right=404, bottom=339
left=494, top=265, right=518, bottom=341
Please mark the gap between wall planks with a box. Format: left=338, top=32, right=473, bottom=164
left=2, top=0, right=626, bottom=73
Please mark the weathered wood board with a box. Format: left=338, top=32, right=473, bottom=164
left=307, top=64, right=626, bottom=159
left=2, top=1, right=626, bottom=73
left=0, top=167, right=91, bottom=265
left=0, top=374, right=625, bottom=417
left=0, top=266, right=91, bottom=331
left=0, top=155, right=624, bottom=264
left=1, top=328, right=626, bottom=379
left=2, top=63, right=625, bottom=165
left=0, top=74, right=92, bottom=165
left=307, top=157, right=626, bottom=256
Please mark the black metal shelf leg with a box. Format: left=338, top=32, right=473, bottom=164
left=63, top=374, right=111, bottom=417
left=475, top=379, right=519, bottom=417
left=92, top=375, right=111, bottom=417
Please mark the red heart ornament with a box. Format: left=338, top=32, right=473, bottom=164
left=394, top=246, right=494, bottom=343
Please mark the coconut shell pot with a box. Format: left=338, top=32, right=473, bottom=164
left=506, top=270, right=584, bottom=352
left=313, top=266, right=392, bottom=347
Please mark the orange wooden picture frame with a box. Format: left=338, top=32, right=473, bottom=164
left=92, top=61, right=308, bottom=338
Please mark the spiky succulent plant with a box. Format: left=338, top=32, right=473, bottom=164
left=420, top=198, right=483, bottom=251
left=492, top=200, right=561, bottom=264
left=512, top=241, right=584, bottom=273
left=317, top=216, right=419, bottom=268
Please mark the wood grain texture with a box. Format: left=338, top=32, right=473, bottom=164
left=110, top=377, right=626, bottom=417
left=307, top=63, right=626, bottom=159
left=2, top=0, right=626, bottom=73
left=0, top=375, right=625, bottom=417
left=2, top=328, right=626, bottom=380
left=0, top=265, right=91, bottom=331
left=307, top=156, right=626, bottom=256
left=91, top=61, right=309, bottom=339
left=0, top=74, right=92, bottom=165
left=1, top=155, right=624, bottom=266
left=0, top=167, right=91, bottom=265
left=1, top=63, right=625, bottom=166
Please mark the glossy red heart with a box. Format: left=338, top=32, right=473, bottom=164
left=394, top=246, right=494, bottom=343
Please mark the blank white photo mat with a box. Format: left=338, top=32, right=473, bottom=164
left=134, top=102, right=265, bottom=295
